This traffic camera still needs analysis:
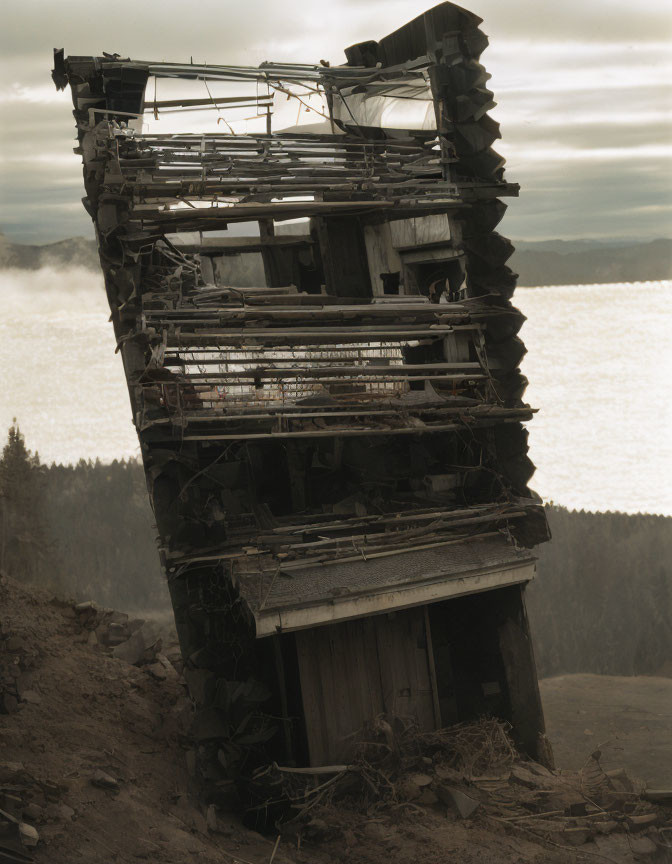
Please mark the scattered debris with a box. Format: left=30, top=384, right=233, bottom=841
left=438, top=785, right=480, bottom=819
left=72, top=602, right=171, bottom=671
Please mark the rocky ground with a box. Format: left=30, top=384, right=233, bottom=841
left=1, top=573, right=671, bottom=864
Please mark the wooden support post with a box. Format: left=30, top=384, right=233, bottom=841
left=259, top=219, right=276, bottom=288
left=314, top=216, right=372, bottom=298
left=498, top=583, right=552, bottom=767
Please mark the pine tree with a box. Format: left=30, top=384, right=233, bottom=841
left=0, top=420, right=50, bottom=582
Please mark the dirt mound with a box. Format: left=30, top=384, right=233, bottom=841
left=1, top=573, right=670, bottom=864
left=0, top=574, right=271, bottom=864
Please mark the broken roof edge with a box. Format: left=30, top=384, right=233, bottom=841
left=52, top=52, right=429, bottom=89
left=254, top=560, right=535, bottom=637
left=247, top=541, right=536, bottom=638
left=51, top=1, right=489, bottom=91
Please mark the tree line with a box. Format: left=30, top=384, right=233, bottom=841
left=0, top=421, right=167, bottom=610
left=527, top=506, right=672, bottom=677
left=1, top=422, right=670, bottom=675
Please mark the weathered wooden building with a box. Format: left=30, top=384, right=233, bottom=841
left=53, top=1, right=550, bottom=782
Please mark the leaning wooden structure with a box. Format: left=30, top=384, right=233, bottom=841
left=54, top=0, right=550, bottom=802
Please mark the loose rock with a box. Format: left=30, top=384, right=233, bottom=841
left=19, top=822, right=39, bottom=848
left=437, top=785, right=480, bottom=819
left=90, top=769, right=119, bottom=792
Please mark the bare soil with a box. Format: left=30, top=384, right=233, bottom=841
left=1, top=574, right=670, bottom=864
left=541, top=674, right=672, bottom=788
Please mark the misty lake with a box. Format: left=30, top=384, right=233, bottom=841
left=1, top=269, right=670, bottom=515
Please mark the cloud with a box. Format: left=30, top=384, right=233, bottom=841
left=504, top=155, right=672, bottom=239
left=1, top=0, right=670, bottom=242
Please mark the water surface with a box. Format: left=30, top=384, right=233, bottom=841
left=1, top=268, right=670, bottom=514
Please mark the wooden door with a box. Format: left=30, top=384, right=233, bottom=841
left=295, top=607, right=437, bottom=765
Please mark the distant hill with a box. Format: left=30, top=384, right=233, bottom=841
left=1, top=232, right=670, bottom=287
left=511, top=238, right=672, bottom=286
left=0, top=232, right=98, bottom=271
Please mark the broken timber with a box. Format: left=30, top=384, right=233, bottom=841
left=54, top=1, right=551, bottom=804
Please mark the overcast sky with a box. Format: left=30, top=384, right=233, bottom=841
left=1, top=0, right=671, bottom=244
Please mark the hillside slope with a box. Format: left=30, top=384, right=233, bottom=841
left=511, top=238, right=672, bottom=286
left=0, top=233, right=98, bottom=271
left=1, top=574, right=671, bottom=864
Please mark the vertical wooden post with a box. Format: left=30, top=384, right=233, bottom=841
left=498, top=583, right=552, bottom=767
left=259, top=219, right=276, bottom=288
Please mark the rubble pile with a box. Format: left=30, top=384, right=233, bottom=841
left=240, top=716, right=672, bottom=861
left=0, top=608, right=84, bottom=861
left=70, top=600, right=182, bottom=674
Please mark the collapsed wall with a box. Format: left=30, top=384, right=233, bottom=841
left=53, top=0, right=549, bottom=809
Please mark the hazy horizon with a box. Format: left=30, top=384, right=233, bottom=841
left=3, top=230, right=672, bottom=247
left=2, top=264, right=670, bottom=516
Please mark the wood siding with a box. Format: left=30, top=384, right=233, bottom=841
left=295, top=607, right=437, bottom=765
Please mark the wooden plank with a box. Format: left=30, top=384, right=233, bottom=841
left=314, top=217, right=372, bottom=299
left=170, top=362, right=483, bottom=380
left=295, top=611, right=439, bottom=764
left=411, top=611, right=437, bottom=731
left=273, top=635, right=294, bottom=763
left=146, top=95, right=274, bottom=110
left=158, top=408, right=535, bottom=427
left=130, top=200, right=397, bottom=223
left=180, top=423, right=468, bottom=441
left=361, top=619, right=385, bottom=723
left=145, top=301, right=465, bottom=317
left=373, top=609, right=435, bottom=728
left=178, top=236, right=313, bottom=255
left=165, top=325, right=459, bottom=341
left=373, top=614, right=397, bottom=716
left=295, top=619, right=386, bottom=765
left=389, top=214, right=451, bottom=248
left=199, top=255, right=215, bottom=284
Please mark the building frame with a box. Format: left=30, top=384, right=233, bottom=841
left=53, top=0, right=551, bottom=786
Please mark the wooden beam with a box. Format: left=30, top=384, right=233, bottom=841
left=498, top=583, right=551, bottom=767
